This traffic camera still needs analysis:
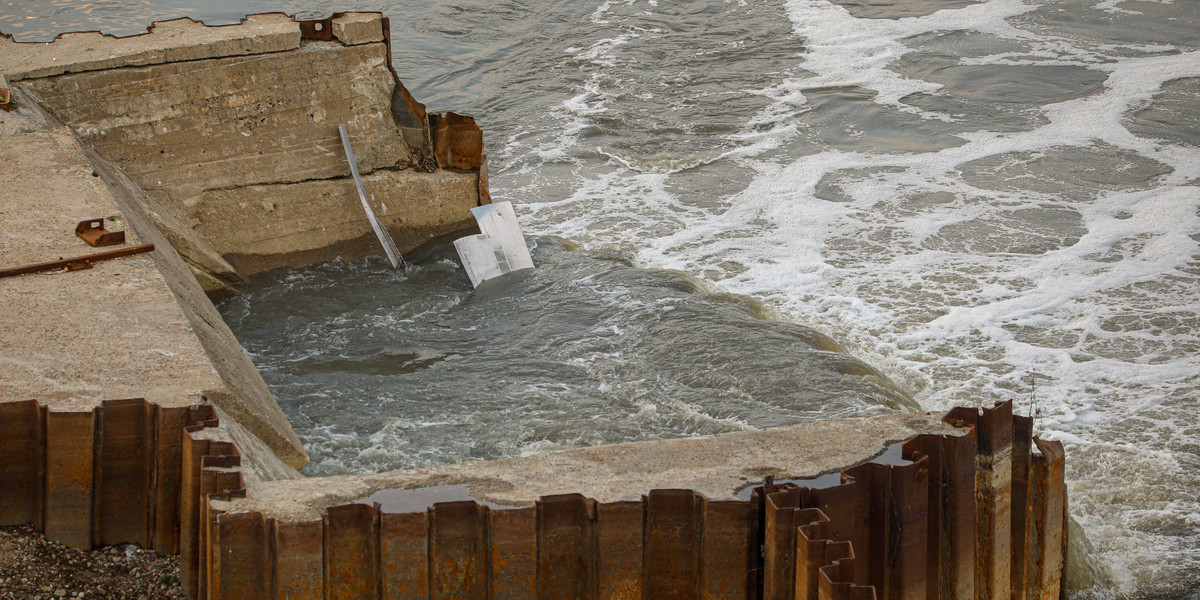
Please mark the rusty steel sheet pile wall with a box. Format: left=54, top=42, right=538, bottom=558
left=186, top=401, right=1068, bottom=600
left=0, top=398, right=216, bottom=552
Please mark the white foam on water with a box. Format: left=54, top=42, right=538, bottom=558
left=510, top=0, right=1200, bottom=592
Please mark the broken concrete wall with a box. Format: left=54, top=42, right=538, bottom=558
left=189, top=403, right=1068, bottom=600
left=2, top=12, right=487, bottom=298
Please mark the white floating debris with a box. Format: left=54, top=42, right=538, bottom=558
left=454, top=201, right=534, bottom=288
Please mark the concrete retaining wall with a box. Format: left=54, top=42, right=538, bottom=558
left=2, top=12, right=489, bottom=299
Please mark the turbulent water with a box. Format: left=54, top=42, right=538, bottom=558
left=7, top=0, right=1200, bottom=596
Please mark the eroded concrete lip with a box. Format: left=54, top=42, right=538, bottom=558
left=213, top=411, right=967, bottom=522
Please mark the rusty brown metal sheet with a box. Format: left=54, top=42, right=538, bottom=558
left=1029, top=440, right=1066, bottom=600
left=490, top=506, right=537, bottom=600
left=0, top=86, right=11, bottom=111
left=0, top=242, right=154, bottom=278
left=1011, top=416, right=1034, bottom=600
left=0, top=400, right=45, bottom=527
left=75, top=218, right=127, bottom=247
left=381, top=510, right=430, bottom=600
left=274, top=519, right=324, bottom=600
left=817, top=471, right=870, bottom=588
left=903, top=436, right=942, bottom=600
left=179, top=431, right=209, bottom=599
left=979, top=402, right=1014, bottom=600
left=597, top=500, right=642, bottom=600
left=793, top=508, right=832, bottom=600
left=213, top=511, right=271, bottom=600
left=818, top=558, right=869, bottom=600
left=299, top=18, right=335, bottom=41
left=96, top=398, right=154, bottom=548
left=433, top=112, right=485, bottom=170
left=431, top=500, right=488, bottom=600
left=323, top=503, right=380, bottom=600
left=644, top=489, right=702, bottom=600
left=763, top=487, right=803, bottom=600
left=702, top=499, right=753, bottom=600
left=887, top=458, right=930, bottom=600
left=537, top=493, right=596, bottom=600
left=44, top=410, right=96, bottom=549
left=152, top=406, right=189, bottom=554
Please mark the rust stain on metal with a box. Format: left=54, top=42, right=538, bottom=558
left=597, top=501, right=643, bottom=600
left=488, top=506, right=537, bottom=600
left=44, top=410, right=96, bottom=550
left=324, top=503, right=380, bottom=600
left=1010, top=416, right=1034, bottom=600
left=273, top=519, right=324, bottom=600
left=0, top=401, right=46, bottom=528
left=96, top=398, right=154, bottom=548
left=644, top=489, right=703, bottom=600
left=381, top=511, right=430, bottom=599
left=0, top=242, right=154, bottom=278
left=431, top=500, right=488, bottom=600
left=214, top=512, right=271, bottom=599
left=536, top=493, right=596, bottom=600
left=75, top=218, right=126, bottom=247
left=702, top=500, right=753, bottom=600
left=0, top=87, right=11, bottom=111
left=433, top=112, right=485, bottom=170
left=299, top=18, right=335, bottom=41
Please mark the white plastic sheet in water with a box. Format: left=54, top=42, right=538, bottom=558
left=453, top=201, right=534, bottom=287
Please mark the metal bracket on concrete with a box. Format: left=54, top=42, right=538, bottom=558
left=75, top=218, right=127, bottom=247
left=0, top=243, right=155, bottom=278
left=299, top=18, right=335, bottom=41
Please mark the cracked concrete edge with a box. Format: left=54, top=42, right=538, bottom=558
left=0, top=13, right=302, bottom=81
left=214, top=411, right=964, bottom=522
left=65, top=118, right=310, bottom=472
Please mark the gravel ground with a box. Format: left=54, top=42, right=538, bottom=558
left=0, top=526, right=183, bottom=600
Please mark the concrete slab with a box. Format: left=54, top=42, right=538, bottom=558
left=0, top=128, right=222, bottom=411
left=218, top=411, right=963, bottom=521
left=0, top=14, right=300, bottom=81
left=332, top=13, right=385, bottom=46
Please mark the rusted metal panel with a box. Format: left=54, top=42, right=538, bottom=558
left=274, top=519, right=324, bottom=600
left=537, top=493, right=596, bottom=600
left=0, top=400, right=46, bottom=527
left=152, top=405, right=190, bottom=553
left=644, top=489, right=702, bottom=600
left=818, top=558, right=874, bottom=600
left=324, top=503, right=380, bottom=600
left=431, top=500, right=488, bottom=600
left=44, top=410, right=96, bottom=549
left=1028, top=440, right=1066, bottom=600
left=381, top=511, right=431, bottom=599
left=818, top=471, right=870, bottom=588
left=793, top=508, right=833, bottom=600
left=944, top=428, right=977, bottom=600
left=597, top=501, right=642, bottom=600
left=763, top=487, right=803, bottom=600
left=433, top=112, right=485, bottom=170
left=490, top=507, right=537, bottom=600
left=214, top=511, right=271, bottom=600
left=96, top=398, right=154, bottom=548
left=1010, top=416, right=1034, bottom=600
left=978, top=402, right=1014, bottom=600
left=702, top=499, right=753, bottom=600
left=903, top=436, right=942, bottom=600
left=887, top=456, right=929, bottom=600
left=179, top=431, right=209, bottom=599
